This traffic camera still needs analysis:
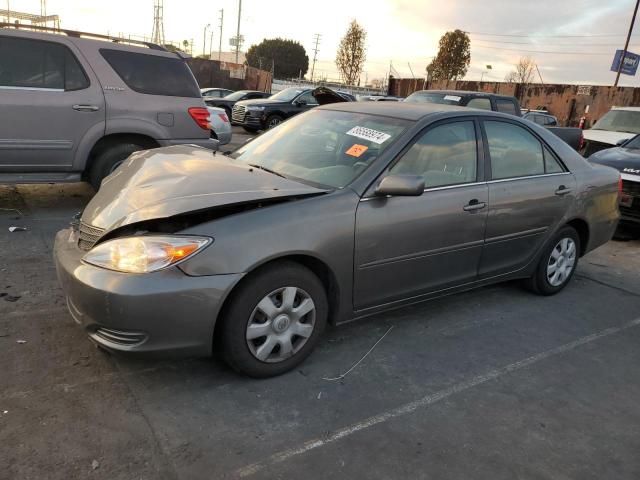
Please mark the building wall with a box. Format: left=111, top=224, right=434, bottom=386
left=388, top=77, right=640, bottom=127
left=187, top=58, right=272, bottom=92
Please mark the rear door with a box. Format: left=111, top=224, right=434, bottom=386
left=478, top=119, right=576, bottom=278
left=354, top=119, right=488, bottom=309
left=0, top=35, right=104, bottom=172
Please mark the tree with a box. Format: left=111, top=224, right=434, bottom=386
left=429, top=29, right=471, bottom=81
left=506, top=56, right=537, bottom=84
left=336, top=20, right=367, bottom=86
left=246, top=38, right=309, bottom=78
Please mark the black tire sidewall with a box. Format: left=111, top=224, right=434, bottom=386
left=221, top=262, right=328, bottom=378
left=242, top=126, right=259, bottom=133
left=89, top=143, right=143, bottom=189
left=534, top=226, right=580, bottom=295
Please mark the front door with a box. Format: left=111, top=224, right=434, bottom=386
left=354, top=119, right=488, bottom=310
left=0, top=36, right=105, bottom=172
left=478, top=119, right=576, bottom=278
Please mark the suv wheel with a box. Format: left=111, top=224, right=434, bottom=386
left=524, top=226, right=580, bottom=295
left=266, top=114, right=284, bottom=129
left=88, top=143, right=144, bottom=189
left=220, top=261, right=328, bottom=378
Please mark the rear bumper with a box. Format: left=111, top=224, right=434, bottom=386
left=158, top=138, right=219, bottom=150
left=53, top=228, right=243, bottom=357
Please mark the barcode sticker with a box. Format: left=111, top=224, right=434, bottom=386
left=346, top=126, right=392, bottom=145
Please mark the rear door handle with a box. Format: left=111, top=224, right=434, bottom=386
left=555, top=185, right=572, bottom=196
left=72, top=104, right=99, bottom=112
left=463, top=199, right=487, bottom=212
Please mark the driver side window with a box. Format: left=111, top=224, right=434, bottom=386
left=390, top=121, right=478, bottom=188
left=296, top=91, right=318, bottom=106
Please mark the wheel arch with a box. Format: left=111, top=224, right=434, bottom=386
left=565, top=217, right=590, bottom=256
left=83, top=133, right=159, bottom=179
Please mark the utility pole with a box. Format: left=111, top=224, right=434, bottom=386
left=6, top=0, right=10, bottom=23
left=615, top=0, right=640, bottom=87
left=235, top=0, right=242, bottom=64
left=218, top=9, right=224, bottom=62
left=310, top=33, right=321, bottom=82
left=209, top=30, right=214, bottom=58
left=203, top=24, right=210, bottom=58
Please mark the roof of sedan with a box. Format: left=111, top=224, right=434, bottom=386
left=318, top=100, right=474, bottom=121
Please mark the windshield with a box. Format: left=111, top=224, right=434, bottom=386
left=404, top=92, right=462, bottom=105
left=224, top=91, right=250, bottom=101
left=229, top=109, right=410, bottom=188
left=592, top=110, right=640, bottom=134
left=270, top=88, right=306, bottom=102
left=623, top=135, right=640, bottom=149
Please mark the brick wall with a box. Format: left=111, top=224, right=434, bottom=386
left=388, top=77, right=640, bottom=127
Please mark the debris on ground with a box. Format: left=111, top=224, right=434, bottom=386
left=322, top=326, right=394, bottom=382
left=2, top=294, right=21, bottom=302
left=91, top=460, right=100, bottom=470
left=8, top=226, right=27, bottom=232
left=16, top=340, right=27, bottom=344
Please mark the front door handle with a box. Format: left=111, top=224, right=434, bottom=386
left=72, top=104, right=99, bottom=112
left=463, top=199, right=487, bottom=212
left=555, top=185, right=572, bottom=196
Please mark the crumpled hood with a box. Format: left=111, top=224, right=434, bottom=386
left=583, top=129, right=636, bottom=145
left=589, top=146, right=640, bottom=177
left=82, top=145, right=327, bottom=231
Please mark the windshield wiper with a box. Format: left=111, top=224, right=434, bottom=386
left=247, top=164, right=286, bottom=178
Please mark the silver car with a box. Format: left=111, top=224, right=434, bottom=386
left=54, top=102, right=621, bottom=377
left=207, top=106, right=232, bottom=146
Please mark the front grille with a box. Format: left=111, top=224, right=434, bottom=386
left=620, top=205, right=640, bottom=220
left=622, top=179, right=640, bottom=196
left=94, top=327, right=148, bottom=346
left=78, top=221, right=105, bottom=251
left=232, top=104, right=247, bottom=123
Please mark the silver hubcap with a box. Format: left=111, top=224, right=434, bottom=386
left=547, top=237, right=577, bottom=287
left=246, top=286, right=316, bottom=363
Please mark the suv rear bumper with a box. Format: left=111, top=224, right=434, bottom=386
left=159, top=138, right=219, bottom=150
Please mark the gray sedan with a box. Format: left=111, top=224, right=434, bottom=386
left=54, top=102, right=621, bottom=377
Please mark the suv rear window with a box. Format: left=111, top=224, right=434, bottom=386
left=0, top=36, right=89, bottom=91
left=100, top=49, right=200, bottom=97
left=495, top=99, right=518, bottom=116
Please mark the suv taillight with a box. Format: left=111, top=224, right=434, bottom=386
left=188, top=107, right=211, bottom=130
left=218, top=113, right=229, bottom=123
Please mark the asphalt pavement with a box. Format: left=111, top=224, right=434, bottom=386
left=1, top=142, right=640, bottom=479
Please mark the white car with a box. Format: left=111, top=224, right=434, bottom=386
left=583, top=106, right=640, bottom=156
left=207, top=106, right=232, bottom=146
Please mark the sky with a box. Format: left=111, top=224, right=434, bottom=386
left=5, top=0, right=640, bottom=86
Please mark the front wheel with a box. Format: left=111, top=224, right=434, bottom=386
left=524, top=226, right=580, bottom=295
left=266, top=114, right=284, bottom=129
left=220, top=261, right=328, bottom=377
left=88, top=143, right=144, bottom=190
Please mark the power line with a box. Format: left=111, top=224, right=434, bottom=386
left=467, top=31, right=624, bottom=38
left=473, top=44, right=613, bottom=55
left=470, top=38, right=632, bottom=47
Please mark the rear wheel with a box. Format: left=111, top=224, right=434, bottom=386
left=220, top=261, right=328, bottom=378
left=88, top=143, right=144, bottom=190
left=524, top=226, right=580, bottom=295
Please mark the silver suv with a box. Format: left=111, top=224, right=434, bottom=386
left=0, top=26, right=217, bottom=188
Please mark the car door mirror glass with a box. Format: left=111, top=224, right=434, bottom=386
left=375, top=175, right=425, bottom=197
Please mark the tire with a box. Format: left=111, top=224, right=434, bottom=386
left=265, top=114, right=284, bottom=129
left=524, top=225, right=580, bottom=295
left=220, top=261, right=328, bottom=378
left=88, top=143, right=144, bottom=189
left=242, top=126, right=259, bottom=133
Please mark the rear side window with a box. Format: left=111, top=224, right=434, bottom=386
left=484, top=121, right=545, bottom=179
left=544, top=146, right=565, bottom=173
left=0, top=37, right=88, bottom=91
left=100, top=49, right=200, bottom=97
left=495, top=99, right=518, bottom=116
left=390, top=121, right=478, bottom=188
left=466, top=98, right=492, bottom=111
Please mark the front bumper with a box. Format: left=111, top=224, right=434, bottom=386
left=620, top=176, right=640, bottom=224
left=158, top=138, right=220, bottom=150
left=53, top=228, right=243, bottom=356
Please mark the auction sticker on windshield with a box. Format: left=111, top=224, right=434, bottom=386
left=346, top=126, right=392, bottom=145
left=444, top=95, right=461, bottom=102
left=345, top=144, right=369, bottom=157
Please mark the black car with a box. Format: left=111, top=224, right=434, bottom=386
left=589, top=135, right=640, bottom=225
left=204, top=90, right=271, bottom=118
left=231, top=86, right=348, bottom=132
left=201, top=87, right=234, bottom=99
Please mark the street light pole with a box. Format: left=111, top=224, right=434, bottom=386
left=203, top=24, right=210, bottom=58
left=615, top=0, right=640, bottom=87
left=235, top=0, right=242, bottom=64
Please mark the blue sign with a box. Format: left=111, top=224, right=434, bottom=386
left=611, top=49, right=640, bottom=76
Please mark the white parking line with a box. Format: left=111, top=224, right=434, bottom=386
left=236, top=316, right=640, bottom=477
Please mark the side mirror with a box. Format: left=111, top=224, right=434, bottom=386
left=616, top=138, right=628, bottom=147
left=375, top=175, right=425, bottom=197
